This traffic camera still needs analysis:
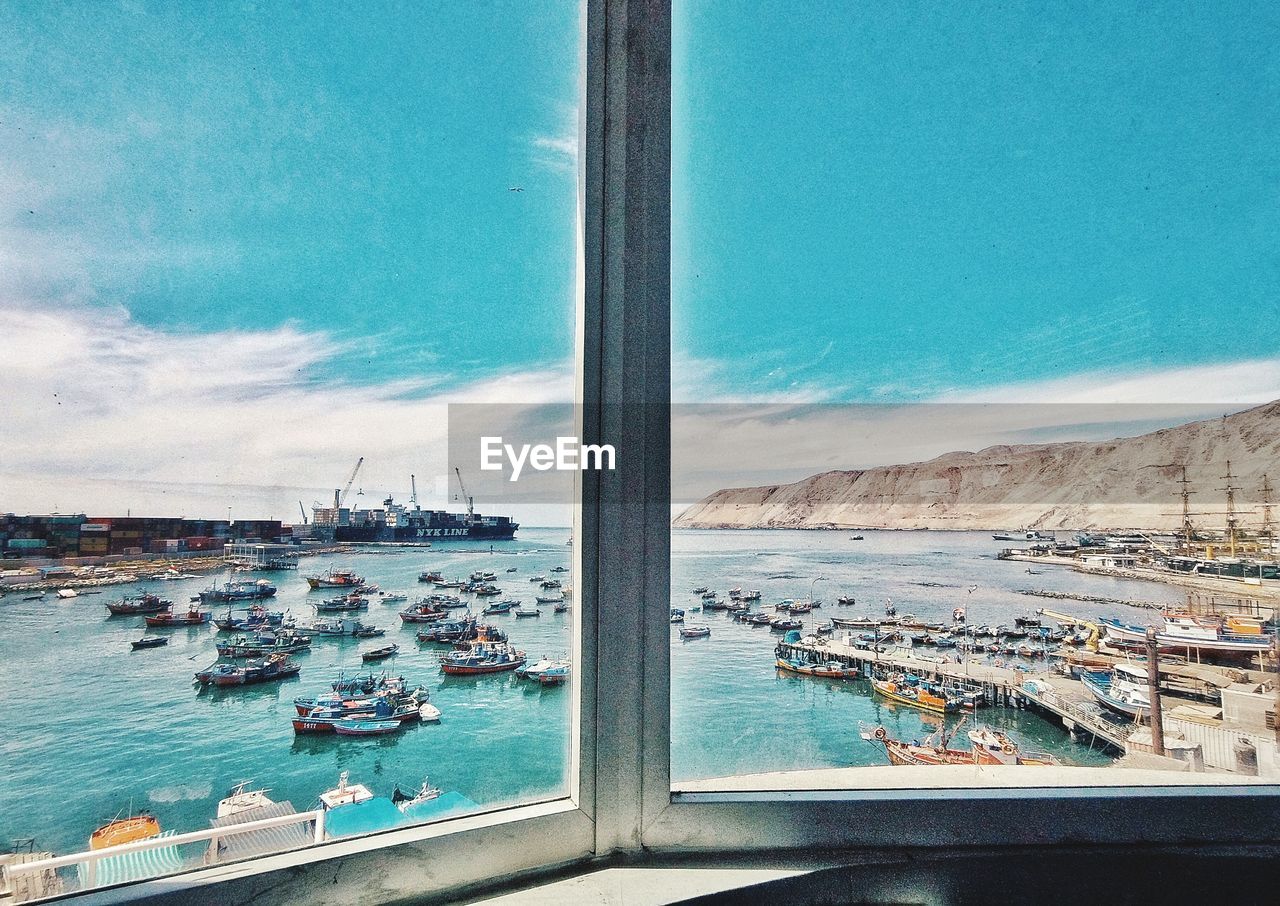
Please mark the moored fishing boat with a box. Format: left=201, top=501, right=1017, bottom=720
left=967, top=726, right=1060, bottom=765
left=145, top=606, right=211, bottom=627
left=439, top=642, right=526, bottom=675
left=89, top=814, right=161, bottom=850
left=131, top=636, right=169, bottom=650
left=517, top=657, right=571, bottom=681
left=392, top=777, right=442, bottom=812
left=514, top=605, right=541, bottom=618
left=213, top=605, right=285, bottom=632
left=215, top=630, right=311, bottom=658
left=871, top=675, right=962, bottom=714
left=416, top=618, right=478, bottom=644
left=859, top=723, right=974, bottom=766
left=680, top=625, right=711, bottom=639
left=361, top=644, right=399, bottom=662
left=775, top=656, right=859, bottom=680
left=314, top=594, right=368, bottom=613
left=196, top=653, right=300, bottom=687
left=306, top=568, right=364, bottom=590
left=399, top=601, right=449, bottom=623
left=106, top=592, right=172, bottom=616
left=216, top=782, right=276, bottom=818
left=199, top=579, right=277, bottom=605
left=539, top=663, right=570, bottom=686
left=481, top=599, right=517, bottom=615
left=418, top=570, right=444, bottom=583
left=333, top=718, right=401, bottom=737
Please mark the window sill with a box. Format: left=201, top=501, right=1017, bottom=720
left=672, top=764, right=1280, bottom=798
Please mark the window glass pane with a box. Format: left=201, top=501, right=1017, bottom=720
left=0, top=0, right=578, bottom=896
left=672, top=1, right=1280, bottom=789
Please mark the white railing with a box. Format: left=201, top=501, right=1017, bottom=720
left=1, top=808, right=326, bottom=893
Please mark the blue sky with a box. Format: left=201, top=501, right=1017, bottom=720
left=3, top=1, right=1279, bottom=518
left=2, top=0, right=579, bottom=390
left=673, top=0, right=1280, bottom=401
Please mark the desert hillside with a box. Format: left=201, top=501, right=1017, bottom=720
left=673, top=401, right=1280, bottom=531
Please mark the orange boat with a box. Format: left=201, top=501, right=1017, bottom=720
left=89, top=815, right=161, bottom=850
left=859, top=723, right=975, bottom=766
left=870, top=677, right=961, bottom=714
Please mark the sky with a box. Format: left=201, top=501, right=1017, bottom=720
left=2, top=1, right=1279, bottom=522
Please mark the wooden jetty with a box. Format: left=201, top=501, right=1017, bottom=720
left=778, top=635, right=1145, bottom=751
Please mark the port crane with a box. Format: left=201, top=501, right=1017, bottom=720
left=454, top=467, right=475, bottom=520
left=298, top=502, right=308, bottom=525
left=1035, top=608, right=1101, bottom=652
left=410, top=474, right=418, bottom=508
left=334, top=457, right=365, bottom=510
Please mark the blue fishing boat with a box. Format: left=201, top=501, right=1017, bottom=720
left=199, top=579, right=277, bottom=605
left=333, top=718, right=401, bottom=736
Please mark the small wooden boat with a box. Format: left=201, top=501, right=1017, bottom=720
left=307, top=568, right=364, bottom=590
left=333, top=718, right=401, bottom=737
left=131, top=637, right=169, bottom=650
left=859, top=724, right=974, bottom=766
left=481, top=600, right=517, bottom=615
left=90, top=814, right=160, bottom=850
left=362, top=644, right=399, bottom=662
left=145, top=607, right=211, bottom=627
left=514, top=605, right=541, bottom=618
left=554, top=602, right=570, bottom=613
left=680, top=625, right=711, bottom=639
left=540, top=664, right=570, bottom=686
left=670, top=612, right=685, bottom=623
left=418, top=571, right=444, bottom=583
left=775, top=657, right=858, bottom=680
left=107, top=593, right=172, bottom=616
left=351, top=623, right=385, bottom=638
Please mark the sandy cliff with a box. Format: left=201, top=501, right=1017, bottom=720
left=673, top=401, right=1280, bottom=531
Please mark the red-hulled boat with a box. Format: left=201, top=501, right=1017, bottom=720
left=439, top=642, right=526, bottom=675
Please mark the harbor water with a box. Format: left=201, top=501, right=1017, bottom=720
left=0, top=528, right=1187, bottom=856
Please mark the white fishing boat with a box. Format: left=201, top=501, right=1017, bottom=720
left=216, top=782, right=276, bottom=818
left=1100, top=615, right=1274, bottom=654
left=392, top=777, right=442, bottom=814
left=1080, top=663, right=1151, bottom=718
left=318, top=771, right=374, bottom=810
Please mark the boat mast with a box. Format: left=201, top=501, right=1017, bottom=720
left=1219, top=461, right=1241, bottom=558
left=1260, top=474, right=1274, bottom=552
left=1178, top=465, right=1195, bottom=554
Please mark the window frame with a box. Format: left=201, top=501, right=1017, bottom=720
left=40, top=1, right=1280, bottom=902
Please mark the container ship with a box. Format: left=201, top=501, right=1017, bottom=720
left=314, top=498, right=517, bottom=543
left=310, top=467, right=518, bottom=543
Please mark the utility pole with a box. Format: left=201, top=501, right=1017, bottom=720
left=1145, top=628, right=1165, bottom=757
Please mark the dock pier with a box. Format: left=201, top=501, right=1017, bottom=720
left=778, top=636, right=1139, bottom=752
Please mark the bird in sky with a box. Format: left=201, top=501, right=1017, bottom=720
left=508, top=186, right=524, bottom=192
left=967, top=584, right=978, bottom=594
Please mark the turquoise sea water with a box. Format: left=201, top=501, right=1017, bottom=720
left=0, top=527, right=1186, bottom=858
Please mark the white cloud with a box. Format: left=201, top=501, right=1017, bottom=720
left=0, top=304, right=572, bottom=519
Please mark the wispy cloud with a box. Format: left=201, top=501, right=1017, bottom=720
left=528, top=102, right=578, bottom=175
left=0, top=304, right=571, bottom=518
